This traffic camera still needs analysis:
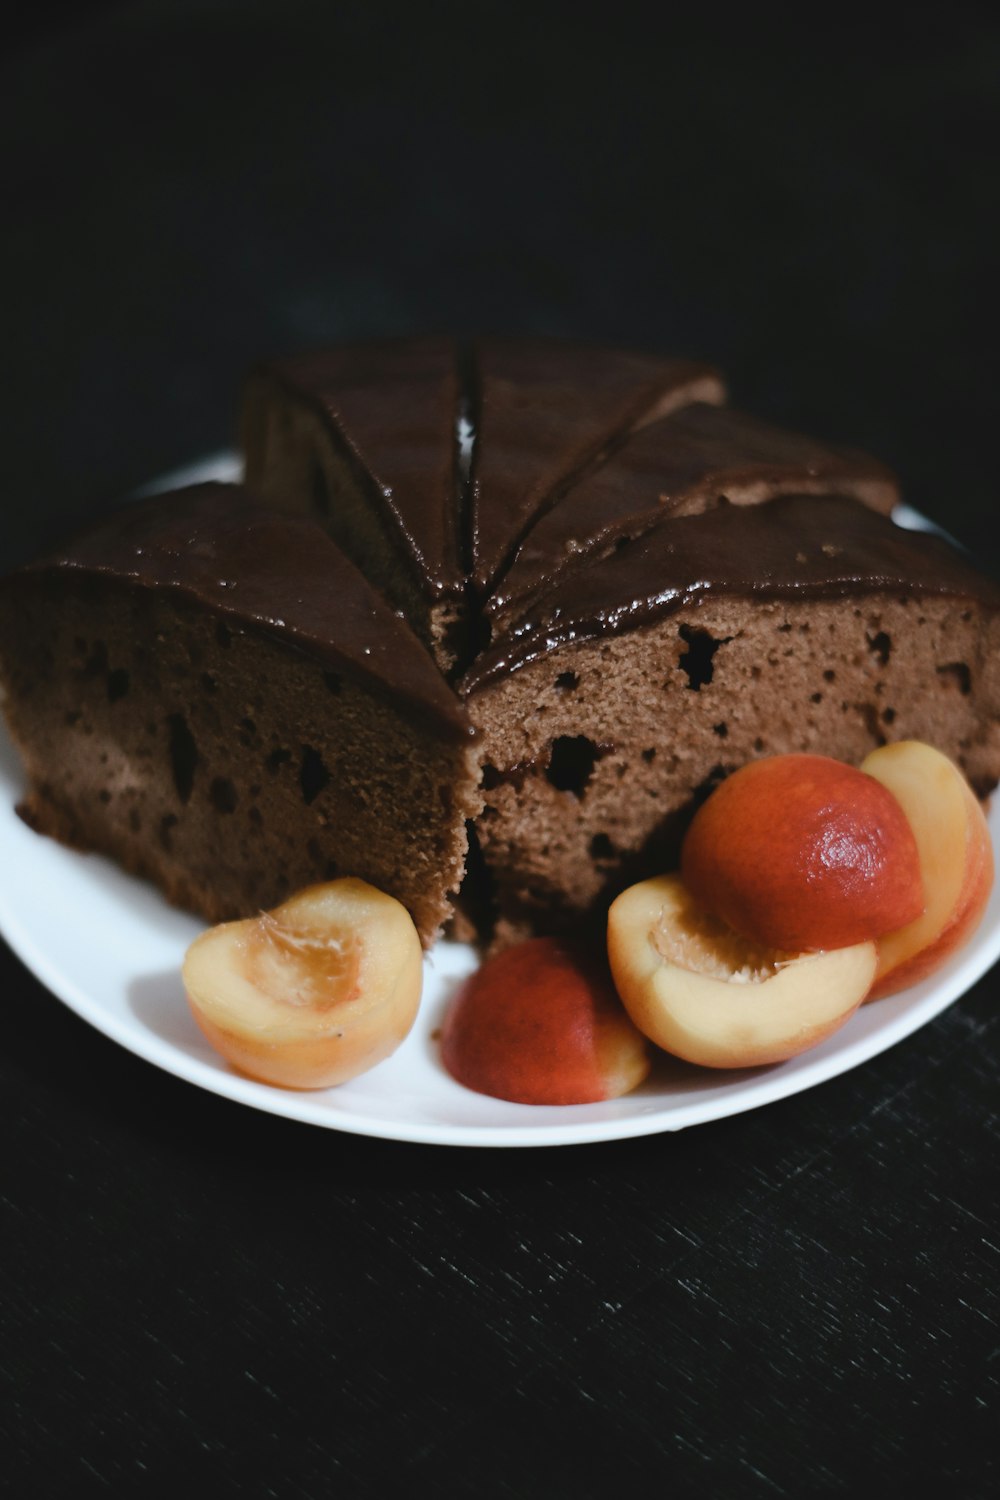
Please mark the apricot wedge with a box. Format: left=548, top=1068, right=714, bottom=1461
left=607, top=874, right=877, bottom=1069
left=441, top=937, right=652, bottom=1105
left=183, top=877, right=423, bottom=1089
left=861, top=742, right=993, bottom=998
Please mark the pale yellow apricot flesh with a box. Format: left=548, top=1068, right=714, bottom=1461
left=183, top=878, right=423, bottom=1088
left=607, top=874, right=876, bottom=1069
left=861, top=741, right=993, bottom=998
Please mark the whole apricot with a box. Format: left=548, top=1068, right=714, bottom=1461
left=681, top=753, right=923, bottom=951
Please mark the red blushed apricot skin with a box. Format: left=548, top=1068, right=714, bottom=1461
left=862, top=742, right=995, bottom=999
left=681, top=754, right=924, bottom=952
left=441, top=938, right=652, bottom=1105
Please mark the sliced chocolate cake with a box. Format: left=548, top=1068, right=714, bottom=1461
left=241, top=338, right=468, bottom=670
left=0, top=484, right=479, bottom=945
left=241, top=337, right=724, bottom=672
left=468, top=338, right=725, bottom=598
left=5, top=340, right=999, bottom=954
left=487, top=402, right=899, bottom=629
left=462, top=497, right=1000, bottom=941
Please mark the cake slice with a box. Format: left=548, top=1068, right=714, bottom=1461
left=469, top=338, right=724, bottom=598
left=241, top=338, right=467, bottom=670
left=461, top=496, right=1000, bottom=941
left=488, top=402, right=899, bottom=629
left=0, top=484, right=480, bottom=945
left=242, top=338, right=725, bottom=674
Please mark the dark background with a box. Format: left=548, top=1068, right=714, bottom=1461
left=2, top=3, right=999, bottom=1495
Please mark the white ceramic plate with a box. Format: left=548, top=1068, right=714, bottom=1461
left=2, top=458, right=997, bottom=1147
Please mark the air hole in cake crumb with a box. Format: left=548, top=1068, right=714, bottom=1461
left=753, top=738, right=766, bottom=753
left=678, top=625, right=733, bottom=691
left=713, top=722, right=728, bottom=738
left=937, top=661, right=972, bottom=695
left=555, top=671, right=579, bottom=692
left=860, top=704, right=886, bottom=746
left=823, top=669, right=836, bottom=682
left=159, top=813, right=177, bottom=851
left=867, top=631, right=892, bottom=666
left=168, top=714, right=198, bottom=803
left=590, top=833, right=615, bottom=861
left=107, top=669, right=129, bottom=703
left=324, top=672, right=342, bottom=695
left=810, top=692, right=823, bottom=704
left=882, top=707, right=896, bottom=725
left=545, top=735, right=610, bottom=798
left=266, top=748, right=292, bottom=773
left=216, top=621, right=232, bottom=649
left=210, top=777, right=238, bottom=813
left=300, top=746, right=331, bottom=805
left=98, top=790, right=111, bottom=805
left=777, top=622, right=792, bottom=633
left=642, top=747, right=657, bottom=763
left=200, top=673, right=217, bottom=694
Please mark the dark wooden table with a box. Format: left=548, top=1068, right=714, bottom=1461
left=3, top=5, right=998, bottom=1494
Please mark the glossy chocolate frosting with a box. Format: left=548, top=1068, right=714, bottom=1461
left=469, top=338, right=724, bottom=596
left=262, top=338, right=464, bottom=601
left=463, top=495, right=1000, bottom=694
left=488, top=402, right=900, bottom=622
left=26, top=483, right=472, bottom=740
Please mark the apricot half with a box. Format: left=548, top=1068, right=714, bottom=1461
left=861, top=741, right=994, bottom=998
left=607, top=874, right=876, bottom=1069
left=441, top=937, right=652, bottom=1105
left=681, top=754, right=923, bottom=951
left=183, top=878, right=423, bottom=1089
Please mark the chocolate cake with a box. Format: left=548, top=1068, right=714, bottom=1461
left=242, top=338, right=725, bottom=671
left=462, top=496, right=1000, bottom=939
left=0, top=484, right=478, bottom=945
left=241, top=338, right=468, bottom=669
left=3, top=339, right=1000, bottom=953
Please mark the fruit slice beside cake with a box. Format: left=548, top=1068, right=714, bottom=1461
left=0, top=483, right=479, bottom=945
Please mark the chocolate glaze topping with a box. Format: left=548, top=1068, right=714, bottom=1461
left=469, top=338, right=724, bottom=597
left=27, top=483, right=472, bottom=740
left=262, top=338, right=464, bottom=601
left=463, top=495, right=1000, bottom=695
left=489, top=403, right=900, bottom=623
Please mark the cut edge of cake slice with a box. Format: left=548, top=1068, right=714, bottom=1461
left=241, top=337, right=470, bottom=673
left=0, top=483, right=481, bottom=947
left=468, top=337, right=726, bottom=599
left=462, top=496, right=1000, bottom=943
left=486, top=401, right=900, bottom=631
